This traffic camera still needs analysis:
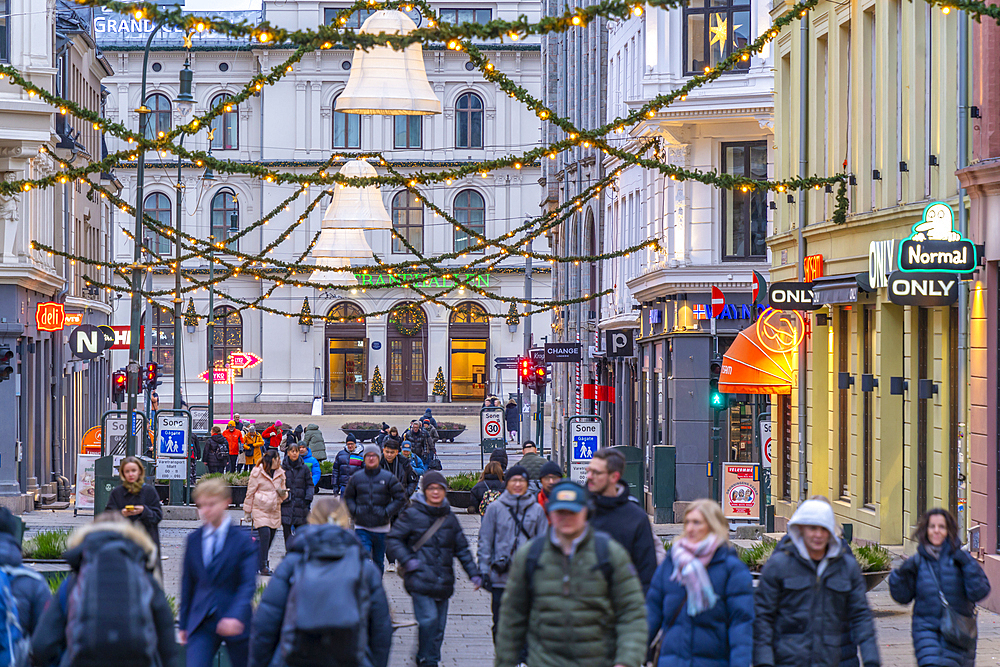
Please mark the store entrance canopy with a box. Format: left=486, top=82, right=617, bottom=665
left=718, top=309, right=803, bottom=395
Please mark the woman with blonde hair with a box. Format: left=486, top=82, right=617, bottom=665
left=645, top=498, right=753, bottom=667
left=249, top=496, right=393, bottom=667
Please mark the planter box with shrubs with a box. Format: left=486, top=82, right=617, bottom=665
left=435, top=421, right=468, bottom=443
left=445, top=472, right=477, bottom=509
left=200, top=472, right=250, bottom=506
left=341, top=422, right=382, bottom=443
left=23, top=530, right=71, bottom=584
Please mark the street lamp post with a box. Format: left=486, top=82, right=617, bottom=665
left=207, top=235, right=215, bottom=428
left=126, top=19, right=165, bottom=457
left=174, top=57, right=195, bottom=411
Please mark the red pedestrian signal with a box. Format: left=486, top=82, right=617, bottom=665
left=143, top=362, right=163, bottom=391
left=111, top=370, right=127, bottom=403
left=0, top=348, right=13, bottom=383
left=518, top=357, right=534, bottom=385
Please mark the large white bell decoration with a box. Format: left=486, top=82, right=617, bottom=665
left=335, top=10, right=442, bottom=115
left=310, top=257, right=359, bottom=286
left=310, top=229, right=375, bottom=286
left=322, top=160, right=392, bottom=230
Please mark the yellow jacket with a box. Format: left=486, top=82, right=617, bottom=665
left=243, top=432, right=265, bottom=466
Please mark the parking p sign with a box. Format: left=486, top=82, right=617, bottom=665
left=155, top=411, right=191, bottom=459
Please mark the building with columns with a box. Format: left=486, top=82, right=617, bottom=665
left=98, top=1, right=550, bottom=407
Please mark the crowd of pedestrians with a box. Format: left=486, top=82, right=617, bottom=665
left=0, top=410, right=990, bottom=667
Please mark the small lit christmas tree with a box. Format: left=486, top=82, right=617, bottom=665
left=184, top=298, right=200, bottom=328
left=371, top=365, right=384, bottom=396
left=432, top=366, right=447, bottom=396
left=298, top=297, right=313, bottom=326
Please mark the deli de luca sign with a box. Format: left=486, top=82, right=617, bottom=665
left=884, top=202, right=980, bottom=307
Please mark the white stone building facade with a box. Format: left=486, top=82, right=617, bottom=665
left=99, top=0, right=550, bottom=407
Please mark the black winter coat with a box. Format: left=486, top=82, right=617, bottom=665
left=386, top=494, right=480, bottom=600
left=380, top=455, right=418, bottom=503
left=403, top=428, right=435, bottom=460
left=754, top=534, right=879, bottom=667
left=504, top=404, right=519, bottom=431
left=0, top=533, right=50, bottom=635
left=470, top=474, right=504, bottom=513
left=590, top=481, right=658, bottom=592
left=105, top=483, right=163, bottom=551
left=248, top=525, right=392, bottom=667
left=489, top=448, right=508, bottom=471
left=344, top=466, right=406, bottom=528
left=281, top=455, right=314, bottom=527
left=204, top=433, right=229, bottom=468
left=889, top=541, right=991, bottom=667
left=332, top=446, right=361, bottom=491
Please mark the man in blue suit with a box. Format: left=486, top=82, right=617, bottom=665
left=180, top=477, right=258, bottom=667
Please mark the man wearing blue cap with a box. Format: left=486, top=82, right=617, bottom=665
left=494, top=480, right=647, bottom=667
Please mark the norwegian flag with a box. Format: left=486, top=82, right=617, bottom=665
left=692, top=304, right=708, bottom=320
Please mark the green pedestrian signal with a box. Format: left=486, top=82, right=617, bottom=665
left=710, top=389, right=726, bottom=410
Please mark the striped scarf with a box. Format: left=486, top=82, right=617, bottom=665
left=670, top=534, right=721, bottom=616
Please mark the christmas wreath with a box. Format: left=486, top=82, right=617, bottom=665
left=390, top=304, right=426, bottom=337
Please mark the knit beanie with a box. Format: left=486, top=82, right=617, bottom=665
left=362, top=444, right=381, bottom=459
left=421, top=470, right=448, bottom=492
left=346, top=433, right=357, bottom=443
left=505, top=465, right=529, bottom=485
left=539, top=461, right=563, bottom=479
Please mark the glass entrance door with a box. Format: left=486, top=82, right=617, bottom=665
left=328, top=339, right=366, bottom=401
left=450, top=339, right=487, bottom=401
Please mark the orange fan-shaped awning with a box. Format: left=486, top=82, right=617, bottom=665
left=718, top=309, right=802, bottom=395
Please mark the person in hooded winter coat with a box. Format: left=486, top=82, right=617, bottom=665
left=281, top=444, right=315, bottom=547
left=386, top=472, right=482, bottom=667
left=471, top=462, right=505, bottom=515
left=476, top=465, right=547, bottom=641
left=248, top=497, right=392, bottom=667
left=421, top=408, right=438, bottom=429
left=242, top=427, right=265, bottom=471
left=301, top=446, right=321, bottom=488
left=889, top=508, right=990, bottom=667
left=301, top=423, right=327, bottom=461
left=646, top=499, right=753, bottom=667
left=504, top=400, right=519, bottom=441
left=332, top=435, right=363, bottom=494
left=489, top=447, right=508, bottom=472
left=31, top=518, right=178, bottom=667
left=243, top=450, right=287, bottom=575
left=754, top=497, right=879, bottom=667
left=205, top=426, right=229, bottom=474
left=0, top=507, right=49, bottom=636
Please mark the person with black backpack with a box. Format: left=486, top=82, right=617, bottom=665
left=248, top=496, right=393, bottom=667
left=386, top=471, right=482, bottom=667
left=476, top=465, right=547, bottom=642
left=31, top=515, right=178, bottom=667
left=0, top=507, right=49, bottom=657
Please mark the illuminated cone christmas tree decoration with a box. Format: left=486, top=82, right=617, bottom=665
left=432, top=366, right=446, bottom=396
left=298, top=297, right=313, bottom=326
left=371, top=365, right=385, bottom=396
left=184, top=298, right=200, bottom=331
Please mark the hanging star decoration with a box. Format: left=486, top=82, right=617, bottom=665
left=709, top=14, right=740, bottom=54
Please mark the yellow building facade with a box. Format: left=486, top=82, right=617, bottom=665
left=769, top=0, right=969, bottom=545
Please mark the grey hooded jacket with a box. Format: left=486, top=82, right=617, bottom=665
left=302, top=424, right=327, bottom=461
left=477, top=490, right=547, bottom=588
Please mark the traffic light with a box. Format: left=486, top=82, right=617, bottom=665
left=518, top=357, right=534, bottom=386
left=144, top=362, right=162, bottom=391
left=0, top=347, right=12, bottom=383
left=112, top=370, right=127, bottom=403
left=532, top=364, right=548, bottom=392
left=709, top=354, right=726, bottom=411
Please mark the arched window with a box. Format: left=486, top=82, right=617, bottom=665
left=391, top=191, right=423, bottom=254
left=212, top=305, right=243, bottom=373
left=210, top=189, right=239, bottom=249
left=449, top=302, right=488, bottom=324
left=453, top=189, right=485, bottom=253
left=143, top=193, right=172, bottom=256
left=327, top=301, right=365, bottom=323
left=142, top=93, right=172, bottom=139
left=455, top=92, right=483, bottom=149
left=142, top=307, right=175, bottom=375
left=333, top=94, right=361, bottom=149
left=210, top=93, right=238, bottom=150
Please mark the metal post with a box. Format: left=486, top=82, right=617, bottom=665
left=207, top=237, right=215, bottom=428
left=956, top=10, right=969, bottom=536
left=126, top=20, right=165, bottom=457
left=522, top=248, right=532, bottom=442
left=796, top=13, right=809, bottom=501
left=173, top=134, right=185, bottom=411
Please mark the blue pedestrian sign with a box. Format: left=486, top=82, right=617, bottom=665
left=573, top=436, right=597, bottom=461
left=155, top=412, right=190, bottom=459
left=567, top=415, right=603, bottom=485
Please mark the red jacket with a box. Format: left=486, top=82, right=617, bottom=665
left=223, top=429, right=242, bottom=455
left=537, top=489, right=550, bottom=515
left=261, top=425, right=283, bottom=449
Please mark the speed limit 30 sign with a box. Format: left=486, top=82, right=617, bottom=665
left=484, top=419, right=502, bottom=437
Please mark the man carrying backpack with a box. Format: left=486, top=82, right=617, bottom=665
left=386, top=471, right=482, bottom=667
left=0, top=507, right=49, bottom=650
left=32, top=518, right=177, bottom=667
left=249, top=497, right=393, bottom=667
left=180, top=477, right=258, bottom=667
left=494, top=480, right=647, bottom=667
left=345, top=445, right=406, bottom=574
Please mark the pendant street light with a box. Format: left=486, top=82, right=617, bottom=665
left=335, top=10, right=442, bottom=116
left=173, top=54, right=194, bottom=413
